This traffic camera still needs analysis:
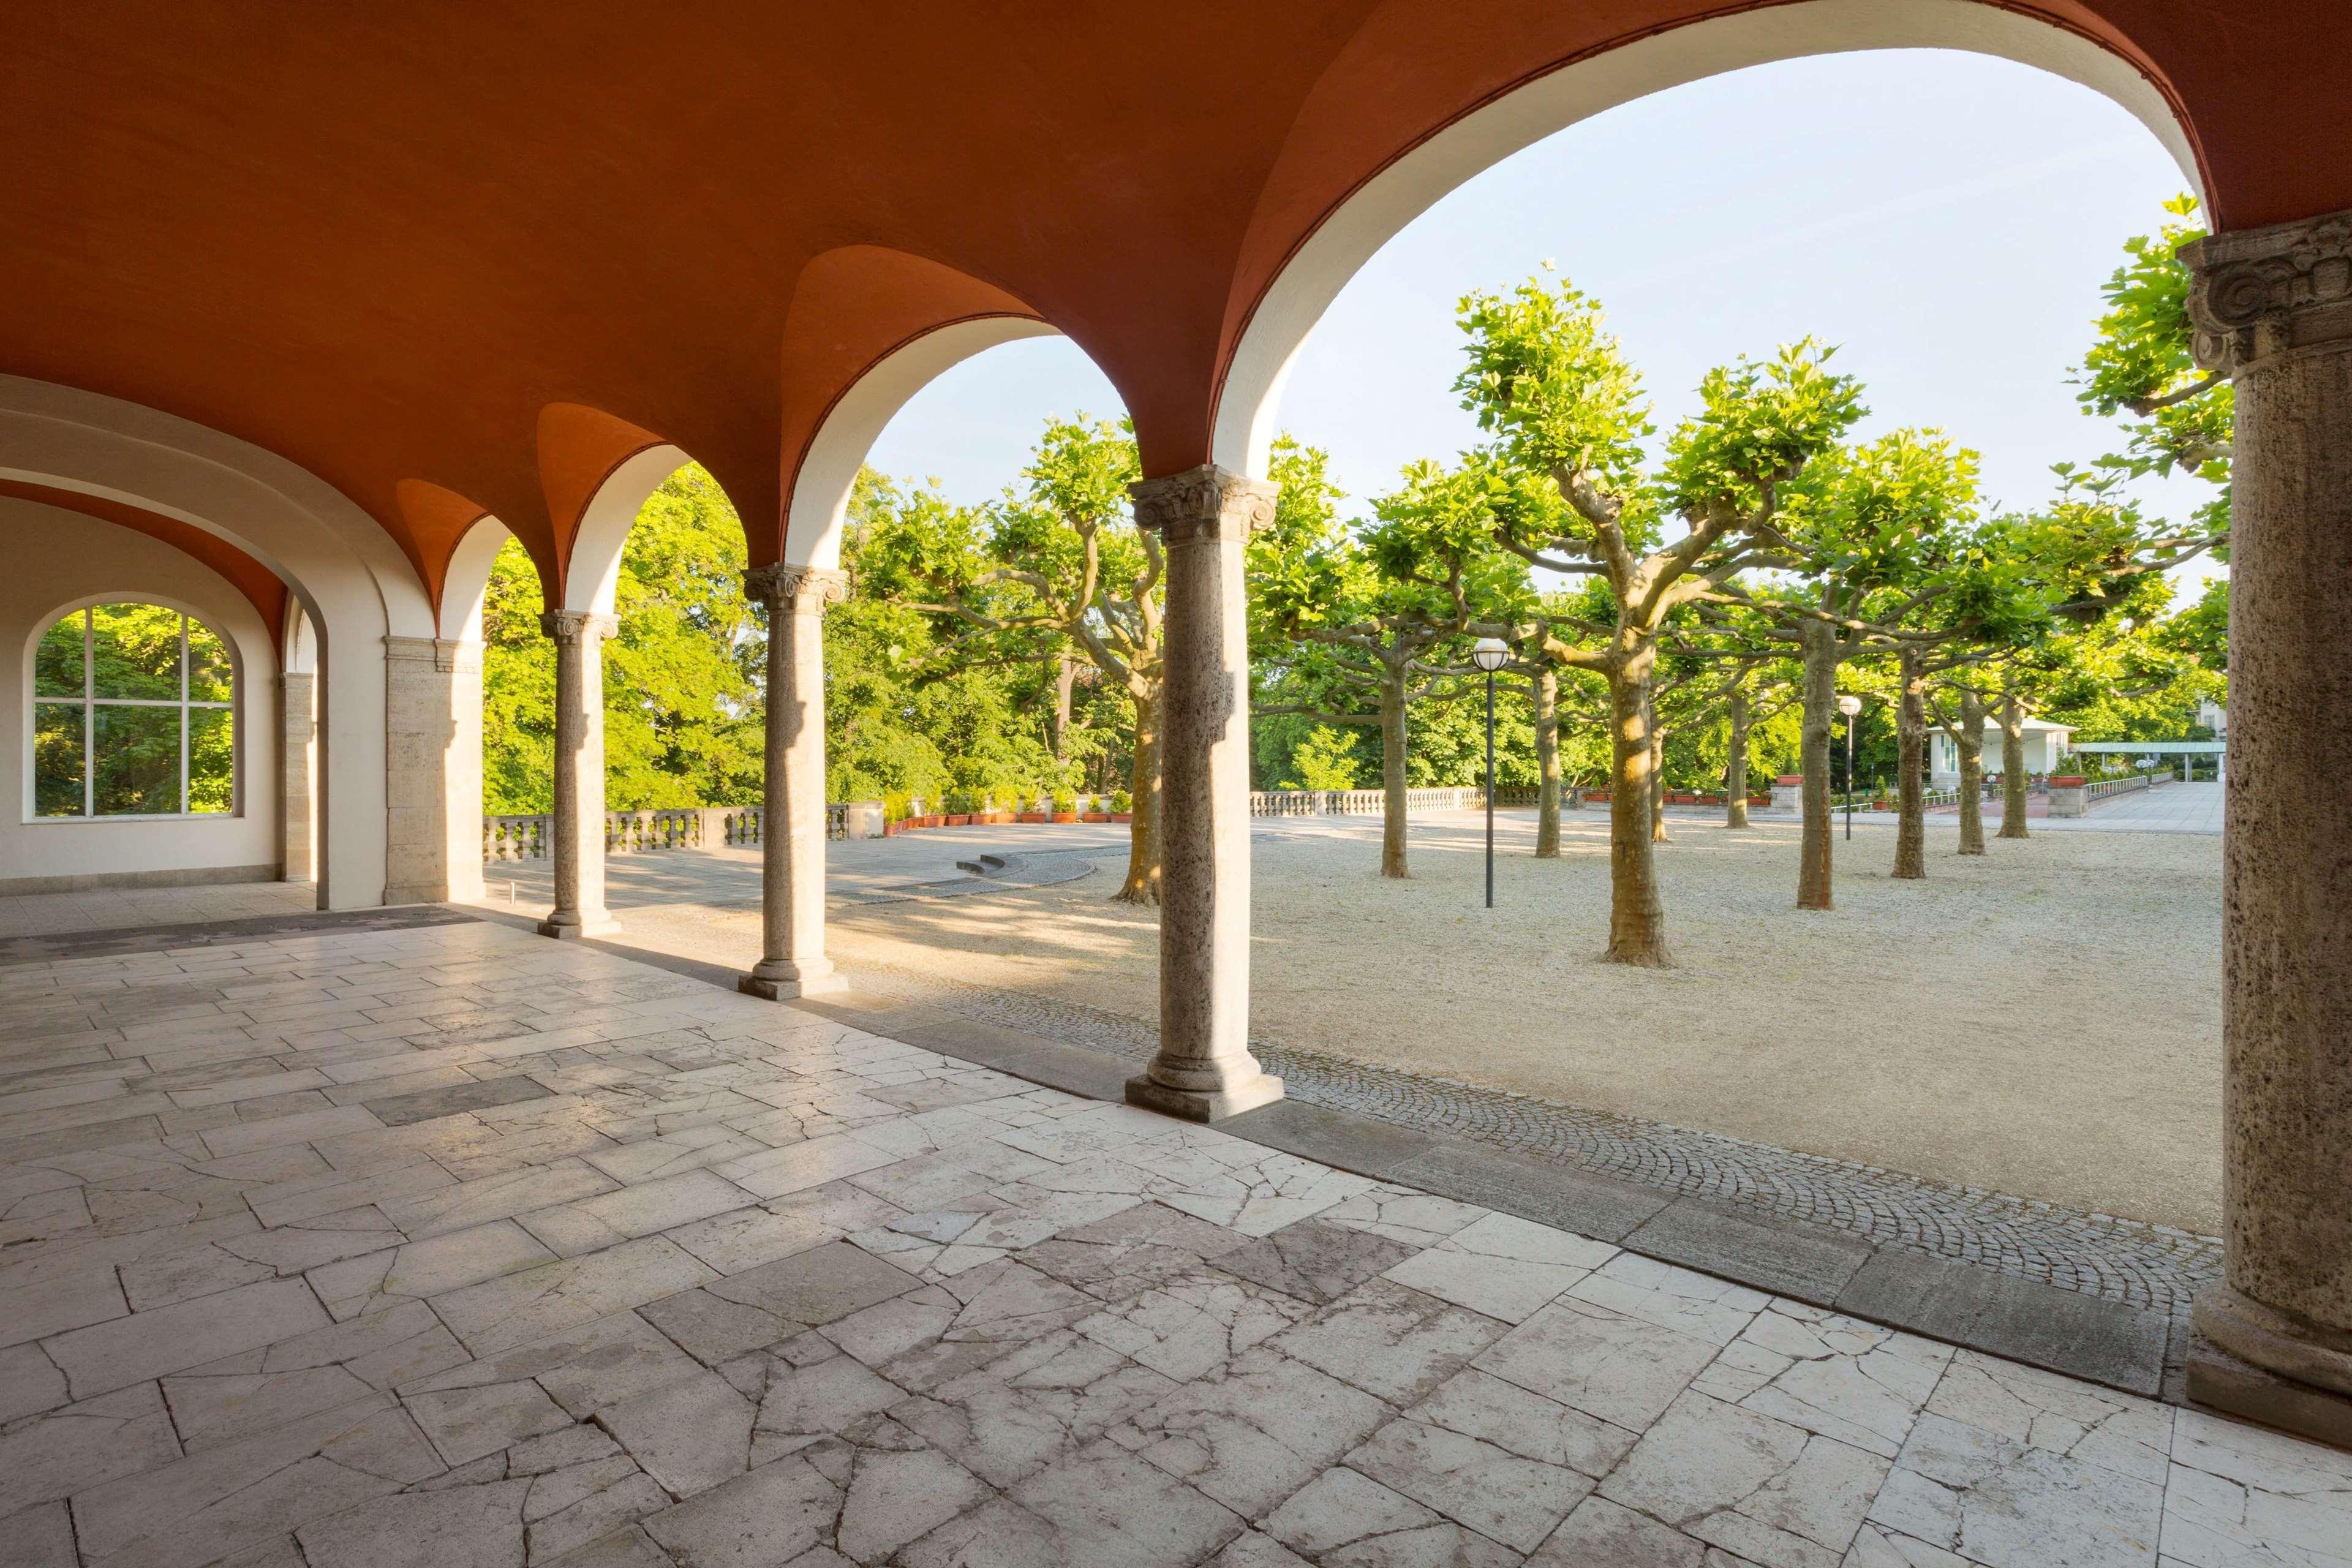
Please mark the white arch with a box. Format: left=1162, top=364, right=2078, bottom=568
left=1213, top=0, right=2202, bottom=475
left=561, top=446, right=690, bottom=614
left=442, top=514, right=518, bottom=643
left=783, top=317, right=1057, bottom=568
left=0, top=374, right=434, bottom=908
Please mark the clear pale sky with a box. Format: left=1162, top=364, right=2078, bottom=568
left=864, top=48, right=2215, bottom=587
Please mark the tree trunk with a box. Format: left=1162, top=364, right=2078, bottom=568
left=1114, top=683, right=1162, bottom=903
left=1893, top=647, right=1927, bottom=880
left=1605, top=655, right=1670, bottom=966
left=1724, top=686, right=1752, bottom=829
left=1379, top=666, right=1409, bottom=878
left=1050, top=651, right=1077, bottom=759
left=1998, top=692, right=2030, bottom=839
left=1647, top=693, right=1669, bottom=844
left=1956, top=686, right=1987, bottom=855
left=1534, top=669, right=1561, bottom=858
left=1796, top=625, right=1839, bottom=910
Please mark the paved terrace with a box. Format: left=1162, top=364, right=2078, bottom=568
left=0, top=906, right=2342, bottom=1567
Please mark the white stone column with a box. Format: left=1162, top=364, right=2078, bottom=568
left=738, top=565, right=847, bottom=1000
left=1124, top=464, right=1283, bottom=1120
left=537, top=611, right=618, bottom=938
left=382, top=636, right=486, bottom=905
left=2182, top=209, right=2352, bottom=1442
left=281, top=671, right=316, bottom=883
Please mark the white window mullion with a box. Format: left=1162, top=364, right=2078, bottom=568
left=83, top=606, right=94, bottom=818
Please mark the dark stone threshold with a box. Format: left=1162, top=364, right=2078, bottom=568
left=2187, top=1334, right=2352, bottom=1452
left=0, top=903, right=477, bottom=969
left=433, top=909, right=2181, bottom=1403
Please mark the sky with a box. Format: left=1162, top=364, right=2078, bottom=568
left=863, top=48, right=2218, bottom=594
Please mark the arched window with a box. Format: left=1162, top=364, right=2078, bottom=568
left=31, top=603, right=235, bottom=818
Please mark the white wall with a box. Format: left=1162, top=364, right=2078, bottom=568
left=2, top=500, right=282, bottom=891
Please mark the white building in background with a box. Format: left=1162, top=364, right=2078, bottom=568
left=1929, top=717, right=2073, bottom=786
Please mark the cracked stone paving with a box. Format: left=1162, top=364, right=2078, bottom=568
left=0, top=916, right=2342, bottom=1567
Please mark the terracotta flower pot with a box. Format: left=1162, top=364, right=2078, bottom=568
left=1018, top=811, right=1050, bottom=824
left=945, top=814, right=970, bottom=826
left=1052, top=812, right=1078, bottom=824
left=1082, top=812, right=1109, bottom=823
left=1110, top=812, right=1132, bottom=823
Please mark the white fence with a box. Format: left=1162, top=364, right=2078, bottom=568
left=1248, top=786, right=1539, bottom=817
left=483, top=804, right=844, bottom=862
left=2084, top=774, right=2156, bottom=804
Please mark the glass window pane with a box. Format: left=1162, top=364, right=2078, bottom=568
left=90, top=603, right=183, bottom=699
left=34, top=612, right=85, bottom=697
left=93, top=704, right=182, bottom=815
left=33, top=703, right=85, bottom=817
left=187, top=619, right=233, bottom=702
left=188, top=707, right=234, bottom=814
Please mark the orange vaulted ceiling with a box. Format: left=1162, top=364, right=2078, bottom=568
left=0, top=480, right=289, bottom=652
left=1, top=1, right=2343, bottom=590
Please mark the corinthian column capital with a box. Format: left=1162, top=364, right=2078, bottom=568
left=742, top=563, right=850, bottom=615
left=2180, top=208, right=2352, bottom=375
left=1128, top=464, right=1279, bottom=544
left=538, top=610, right=618, bottom=646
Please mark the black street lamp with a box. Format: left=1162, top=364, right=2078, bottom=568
left=1472, top=638, right=1510, bottom=908
left=1838, top=693, right=1863, bottom=840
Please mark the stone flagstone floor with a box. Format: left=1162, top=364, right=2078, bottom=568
left=0, top=915, right=2342, bottom=1567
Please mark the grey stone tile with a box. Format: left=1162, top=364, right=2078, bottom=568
left=1925, top=1348, right=2173, bottom=1486
left=1382, top=1211, right=1616, bottom=1324
left=363, top=1074, right=555, bottom=1127
left=197, top=1104, right=383, bottom=1160
left=46, top=1276, right=330, bottom=1397
left=829, top=1427, right=993, bottom=1564
left=1410, top=1366, right=1637, bottom=1480
left=1528, top=1495, right=1729, bottom=1566
left=1836, top=1248, right=2169, bottom=1398
left=1216, top=1098, right=1439, bottom=1183
left=1270, top=1278, right=1508, bottom=1406
left=215, top=1205, right=404, bottom=1275
left=703, top=1240, right=921, bottom=1329
left=662, top=1198, right=862, bottom=1276
left=70, top=1396, right=443, bottom=1568
left=1624, top=1200, right=1874, bottom=1311
left=1868, top=1412, right=2163, bottom=1568
left=753, top=1348, right=907, bottom=1454
left=1699, top=1305, right=1952, bottom=1461
left=1260, top=1464, right=1517, bottom=1567
left=0, top=1341, right=68, bottom=1423
left=0, top=1501, right=78, bottom=1568
left=1348, top=1410, right=1597, bottom=1551
left=1075, top=1270, right=1314, bottom=1383
left=533, top=1525, right=672, bottom=1568
left=714, top=1133, right=902, bottom=1203
left=408, top=1378, right=578, bottom=1465
left=404, top=1310, right=705, bottom=1419
left=1210, top=1217, right=1419, bottom=1306
left=1116, top=1345, right=1389, bottom=1519
left=1602, top=1389, right=1887, bottom=1567
left=527, top=1471, right=671, bottom=1564
left=892, top=1329, right=1175, bottom=1488
left=431, top=1236, right=717, bottom=1355
left=307, top=1219, right=559, bottom=1320
left=0, top=1381, right=183, bottom=1517
left=1019, top=1200, right=1256, bottom=1303
left=295, top=1477, right=531, bottom=1568
left=1567, top=1251, right=1773, bottom=1348
left=1001, top=1442, right=1245, bottom=1568
left=641, top=1454, right=842, bottom=1566
left=524, top=1168, right=756, bottom=1257
left=597, top=1371, right=755, bottom=1499
left=1391, top=1139, right=1671, bottom=1244
left=383, top=1159, right=620, bottom=1242
left=1474, top=1297, right=1722, bottom=1433
left=246, top=1161, right=459, bottom=1229
left=0, top=1257, right=130, bottom=1352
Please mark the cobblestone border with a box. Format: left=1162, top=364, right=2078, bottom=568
left=841, top=955, right=2222, bottom=1316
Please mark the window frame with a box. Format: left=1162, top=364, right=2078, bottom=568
left=27, top=601, right=240, bottom=822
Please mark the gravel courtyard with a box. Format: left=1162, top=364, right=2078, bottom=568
left=538, top=808, right=2225, bottom=1236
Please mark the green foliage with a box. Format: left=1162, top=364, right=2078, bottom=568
left=1284, top=726, right=1363, bottom=790
left=480, top=464, right=763, bottom=813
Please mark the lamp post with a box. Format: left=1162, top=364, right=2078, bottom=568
left=1837, top=693, right=1862, bottom=840
left=1472, top=638, right=1511, bottom=909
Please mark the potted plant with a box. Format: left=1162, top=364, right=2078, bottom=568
left=1081, top=792, right=1110, bottom=823
left=943, top=790, right=972, bottom=827
left=1052, top=790, right=1078, bottom=824
left=1019, top=787, right=1051, bottom=824
left=1109, top=788, right=1133, bottom=823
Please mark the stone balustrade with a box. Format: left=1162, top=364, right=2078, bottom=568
left=1246, top=785, right=1539, bottom=817
left=479, top=802, right=846, bottom=862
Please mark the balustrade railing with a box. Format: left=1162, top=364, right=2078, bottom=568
left=1247, top=785, right=1539, bottom=817
left=483, top=815, right=549, bottom=861
left=2084, top=774, right=2155, bottom=803
left=480, top=802, right=848, bottom=861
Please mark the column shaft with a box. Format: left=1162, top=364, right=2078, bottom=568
left=739, top=565, right=847, bottom=1000
left=2182, top=210, right=2352, bottom=1425
left=538, top=612, right=618, bottom=938
left=281, top=671, right=316, bottom=883
left=383, top=636, right=484, bottom=905
left=1125, top=464, right=1283, bottom=1120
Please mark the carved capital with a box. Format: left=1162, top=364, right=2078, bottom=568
left=538, top=610, right=618, bottom=646
left=1128, top=463, right=1278, bottom=544
left=742, top=563, right=849, bottom=615
left=2181, top=208, right=2352, bottom=375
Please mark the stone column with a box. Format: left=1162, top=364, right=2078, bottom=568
left=1124, top=465, right=1283, bottom=1120
left=2181, top=209, right=2352, bottom=1441
left=383, top=636, right=486, bottom=905
left=537, top=611, right=619, bottom=938
left=281, top=671, right=316, bottom=882
left=737, top=565, right=848, bottom=1000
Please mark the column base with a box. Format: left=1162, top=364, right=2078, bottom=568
left=1125, top=1070, right=1284, bottom=1122
left=2187, top=1332, right=2352, bottom=1453
left=739, top=970, right=849, bottom=1001
left=537, top=917, right=621, bottom=940
left=2195, top=1284, right=2352, bottom=1397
